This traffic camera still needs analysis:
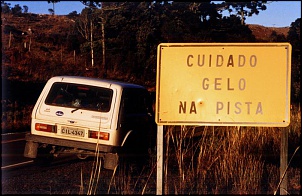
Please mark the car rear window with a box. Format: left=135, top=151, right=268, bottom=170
left=45, top=82, right=113, bottom=112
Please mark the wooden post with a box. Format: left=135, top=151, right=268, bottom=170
left=280, top=128, right=288, bottom=195
left=156, top=125, right=163, bottom=195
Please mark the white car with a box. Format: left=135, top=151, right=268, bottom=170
left=24, top=76, right=155, bottom=170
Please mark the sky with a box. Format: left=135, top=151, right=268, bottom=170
left=4, top=1, right=301, bottom=27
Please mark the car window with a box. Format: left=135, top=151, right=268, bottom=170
left=45, top=82, right=113, bottom=112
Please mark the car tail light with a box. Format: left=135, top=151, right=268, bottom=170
left=35, top=123, right=57, bottom=133
left=89, top=130, right=109, bottom=140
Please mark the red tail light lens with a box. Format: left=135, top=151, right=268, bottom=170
left=35, top=123, right=57, bottom=133
left=89, top=130, right=109, bottom=140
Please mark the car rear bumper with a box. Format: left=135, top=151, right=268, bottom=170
left=25, top=133, right=118, bottom=153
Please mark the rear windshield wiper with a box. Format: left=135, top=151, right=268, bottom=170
left=71, top=108, right=81, bottom=113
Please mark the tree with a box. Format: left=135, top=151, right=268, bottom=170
left=47, top=1, right=60, bottom=15
left=80, top=1, right=102, bottom=8
left=79, top=1, right=126, bottom=74
left=210, top=15, right=256, bottom=42
left=1, top=2, right=11, bottom=14
left=11, top=4, right=22, bottom=15
left=48, top=8, right=54, bottom=15
left=68, top=11, right=78, bottom=17
left=269, top=31, right=286, bottom=42
left=287, top=18, right=301, bottom=102
left=287, top=18, right=300, bottom=51
left=76, top=7, right=102, bottom=68
left=23, top=5, right=28, bottom=13
left=222, top=1, right=267, bottom=25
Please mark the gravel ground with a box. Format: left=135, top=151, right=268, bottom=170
left=2, top=157, right=113, bottom=194
left=2, top=155, right=157, bottom=195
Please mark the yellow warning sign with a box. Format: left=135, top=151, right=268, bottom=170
left=155, top=43, right=291, bottom=127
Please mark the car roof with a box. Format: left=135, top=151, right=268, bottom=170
left=50, top=76, right=145, bottom=89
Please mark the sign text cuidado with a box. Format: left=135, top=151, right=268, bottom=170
left=155, top=43, right=291, bottom=127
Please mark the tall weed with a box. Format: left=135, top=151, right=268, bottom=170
left=81, top=105, right=300, bottom=194
left=163, top=105, right=300, bottom=194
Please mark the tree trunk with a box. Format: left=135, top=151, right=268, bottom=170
left=101, top=22, right=105, bottom=74
left=9, top=31, right=12, bottom=48
left=90, top=19, right=94, bottom=67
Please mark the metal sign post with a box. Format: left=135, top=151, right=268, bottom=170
left=156, top=125, right=163, bottom=195
left=280, top=128, right=288, bottom=195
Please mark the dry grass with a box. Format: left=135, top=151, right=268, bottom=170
left=82, top=103, right=300, bottom=194
left=162, top=104, right=300, bottom=194
left=1, top=101, right=33, bottom=133
left=78, top=104, right=300, bottom=194
left=2, top=102, right=299, bottom=194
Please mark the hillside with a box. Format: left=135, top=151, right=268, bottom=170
left=247, top=24, right=289, bottom=41
left=2, top=14, right=290, bottom=46
left=1, top=13, right=292, bottom=84
left=2, top=13, right=84, bottom=82
left=1, top=13, right=300, bottom=132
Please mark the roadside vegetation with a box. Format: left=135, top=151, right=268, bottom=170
left=1, top=2, right=300, bottom=96
left=81, top=104, right=300, bottom=194
left=1, top=1, right=300, bottom=194
left=160, top=106, right=300, bottom=194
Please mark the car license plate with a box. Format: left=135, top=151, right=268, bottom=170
left=61, top=126, right=85, bottom=137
